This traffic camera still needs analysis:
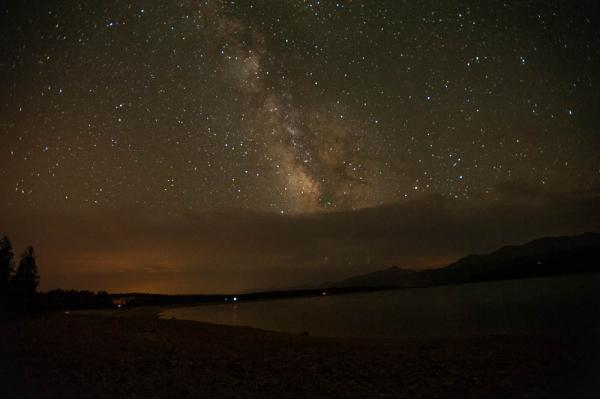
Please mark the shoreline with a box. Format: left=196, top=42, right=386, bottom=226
left=2, top=309, right=599, bottom=398
left=102, top=270, right=600, bottom=318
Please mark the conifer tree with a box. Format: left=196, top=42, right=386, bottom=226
left=13, top=246, right=39, bottom=310
left=0, top=235, right=15, bottom=297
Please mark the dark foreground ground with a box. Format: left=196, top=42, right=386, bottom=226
left=1, top=309, right=599, bottom=398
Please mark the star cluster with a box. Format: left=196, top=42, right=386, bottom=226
left=1, top=0, right=599, bottom=215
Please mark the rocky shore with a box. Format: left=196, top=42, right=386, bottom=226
left=1, top=309, right=598, bottom=398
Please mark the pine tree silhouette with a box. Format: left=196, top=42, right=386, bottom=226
left=13, top=246, right=39, bottom=311
left=0, top=235, right=15, bottom=299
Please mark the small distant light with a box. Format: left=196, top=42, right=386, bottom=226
left=233, top=297, right=238, bottom=301
left=321, top=292, right=327, bottom=296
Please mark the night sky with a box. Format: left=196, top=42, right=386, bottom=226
left=1, top=1, right=599, bottom=293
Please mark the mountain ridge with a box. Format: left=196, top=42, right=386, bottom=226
left=333, top=232, right=600, bottom=288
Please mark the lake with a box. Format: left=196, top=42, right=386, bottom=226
left=160, top=274, right=600, bottom=338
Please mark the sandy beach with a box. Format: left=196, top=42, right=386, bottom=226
left=1, top=308, right=599, bottom=398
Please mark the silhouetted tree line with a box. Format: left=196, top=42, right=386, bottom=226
left=43, top=289, right=112, bottom=310
left=1, top=236, right=39, bottom=311
left=1, top=235, right=112, bottom=312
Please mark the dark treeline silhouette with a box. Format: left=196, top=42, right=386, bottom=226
left=0, top=234, right=112, bottom=313
left=42, top=289, right=113, bottom=310
left=0, top=236, right=14, bottom=297
left=110, top=286, right=398, bottom=308
left=1, top=236, right=39, bottom=311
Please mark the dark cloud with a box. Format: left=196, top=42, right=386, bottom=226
left=2, top=182, right=598, bottom=294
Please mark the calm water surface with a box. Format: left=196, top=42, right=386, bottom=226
left=161, top=274, right=600, bottom=338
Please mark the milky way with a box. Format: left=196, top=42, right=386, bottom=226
left=2, top=0, right=599, bottom=216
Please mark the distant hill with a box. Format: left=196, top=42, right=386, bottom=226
left=333, top=232, right=600, bottom=288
